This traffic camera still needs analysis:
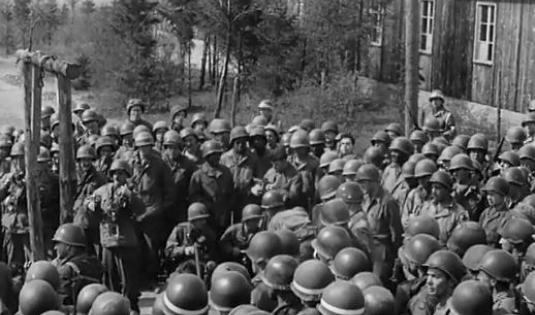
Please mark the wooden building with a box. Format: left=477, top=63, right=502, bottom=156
left=370, top=0, right=535, bottom=113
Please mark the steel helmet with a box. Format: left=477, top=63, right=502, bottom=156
left=261, top=255, right=298, bottom=291
left=261, top=190, right=285, bottom=210
left=429, top=89, right=445, bottom=101
left=402, top=161, right=416, bottom=179
left=421, top=143, right=439, bottom=158
left=229, top=126, right=249, bottom=143
left=201, top=140, right=223, bottom=158
left=209, top=118, right=231, bottom=134
left=332, top=247, right=371, bottom=280
left=249, top=125, right=266, bottom=139
left=355, top=164, right=380, bottom=182
left=119, top=121, right=135, bottom=136
left=449, top=280, right=492, bottom=315
left=52, top=223, right=86, bottom=247
left=499, top=150, right=521, bottom=166
left=191, top=112, right=207, bottom=127
left=37, top=146, right=51, bottom=163
left=320, top=198, right=349, bottom=226
left=241, top=204, right=263, bottom=222
left=25, top=261, right=60, bottom=290
left=109, top=159, right=132, bottom=177
left=180, top=127, right=197, bottom=140
left=19, top=280, right=59, bottom=315
left=126, top=98, right=145, bottom=113
left=50, top=113, right=60, bottom=129
left=258, top=99, right=274, bottom=110
left=429, top=170, right=454, bottom=190
left=446, top=222, right=486, bottom=256
left=414, top=159, right=437, bottom=178
left=134, top=131, right=154, bottom=147
left=41, top=105, right=55, bottom=119
left=300, top=119, right=315, bottom=132
left=95, top=136, right=115, bottom=153
left=328, top=159, right=345, bottom=175
left=506, top=126, right=527, bottom=145
left=309, top=129, right=325, bottom=145
left=482, top=176, right=509, bottom=196
left=371, top=131, right=389, bottom=145
left=311, top=226, right=352, bottom=261
left=467, top=134, right=488, bottom=151
left=423, top=117, right=441, bottom=133
left=403, top=234, right=441, bottom=266
left=438, top=146, right=463, bottom=165
left=408, top=153, right=426, bottom=164
left=335, top=182, right=364, bottom=205
left=265, top=124, right=280, bottom=136
left=290, top=131, right=310, bottom=149
left=76, top=145, right=96, bottom=160
left=10, top=142, right=24, bottom=157
left=251, top=115, right=268, bottom=127
left=409, top=130, right=428, bottom=144
left=363, top=147, right=384, bottom=167
left=350, top=272, right=382, bottom=291
left=171, top=104, right=188, bottom=118
left=525, top=243, right=535, bottom=266
left=246, top=231, right=283, bottom=265
left=342, top=159, right=365, bottom=176
left=462, top=244, right=494, bottom=271
left=81, top=109, right=98, bottom=123
left=451, top=134, right=471, bottom=151
left=503, top=166, right=528, bottom=186
left=209, top=271, right=252, bottom=311
left=321, top=121, right=338, bottom=134
left=275, top=230, right=300, bottom=257
left=499, top=216, right=534, bottom=244
left=227, top=304, right=266, bottom=315
left=153, top=120, right=169, bottom=133
left=385, top=123, right=403, bottom=136
left=76, top=283, right=109, bottom=315
left=318, top=281, right=364, bottom=315
left=89, top=291, right=130, bottom=315
left=288, top=125, right=303, bottom=134
left=449, top=153, right=473, bottom=171
left=211, top=262, right=251, bottom=285
left=432, top=136, right=447, bottom=152
left=424, top=250, right=466, bottom=282
left=291, top=260, right=335, bottom=302
left=405, top=215, right=440, bottom=239
left=523, top=112, right=535, bottom=126
left=163, top=273, right=208, bottom=315
left=73, top=102, right=91, bottom=114
left=389, top=136, right=414, bottom=156
left=101, top=125, right=119, bottom=138
left=163, top=130, right=182, bottom=147
left=523, top=272, right=535, bottom=304
left=519, top=144, right=535, bottom=162
left=362, top=286, right=396, bottom=315
left=477, top=249, right=517, bottom=282
left=187, top=202, right=210, bottom=221
left=320, top=151, right=339, bottom=169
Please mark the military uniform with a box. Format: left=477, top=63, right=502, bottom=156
left=493, top=291, right=516, bottom=315
left=114, top=145, right=135, bottom=162
left=407, top=286, right=439, bottom=315
left=219, top=223, right=257, bottom=262
left=286, top=155, right=318, bottom=209
left=402, top=186, right=432, bottom=228
left=391, top=177, right=411, bottom=210
left=479, top=203, right=512, bottom=247
left=264, top=162, right=310, bottom=210
left=396, top=276, right=427, bottom=315
left=94, top=156, right=113, bottom=178
left=382, top=164, right=402, bottom=194
left=38, top=169, right=60, bottom=257
left=421, top=200, right=469, bottom=245
left=251, top=274, right=278, bottom=312
left=129, top=118, right=153, bottom=131
left=452, top=182, right=484, bottom=221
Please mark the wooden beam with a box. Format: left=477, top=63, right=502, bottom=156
left=24, top=62, right=45, bottom=260
left=57, top=75, right=76, bottom=224
left=404, top=0, right=420, bottom=135
left=16, top=49, right=82, bottom=80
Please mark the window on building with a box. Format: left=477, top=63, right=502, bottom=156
left=420, top=0, right=434, bottom=54
left=370, top=3, right=385, bottom=46
left=474, top=2, right=496, bottom=64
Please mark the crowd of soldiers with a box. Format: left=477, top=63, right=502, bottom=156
left=5, top=89, right=535, bottom=315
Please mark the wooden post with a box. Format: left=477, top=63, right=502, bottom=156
left=24, top=61, right=45, bottom=260
left=230, top=77, right=238, bottom=128
left=57, top=75, right=76, bottom=224
left=404, top=0, right=420, bottom=136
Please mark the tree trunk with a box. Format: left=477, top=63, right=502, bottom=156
left=214, top=30, right=231, bottom=119
left=231, top=77, right=238, bottom=127
left=187, top=43, right=192, bottom=109
left=211, top=36, right=218, bottom=86
left=404, top=0, right=420, bottom=136
left=199, top=36, right=208, bottom=90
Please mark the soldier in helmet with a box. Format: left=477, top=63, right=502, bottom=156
left=164, top=202, right=218, bottom=277
left=356, top=164, right=402, bottom=286
left=410, top=130, right=428, bottom=153
left=479, top=176, right=511, bottom=246
left=114, top=121, right=136, bottom=162
left=446, top=221, right=486, bottom=257
left=257, top=100, right=278, bottom=125
left=94, top=136, right=116, bottom=177
left=85, top=159, right=144, bottom=310
left=18, top=280, right=60, bottom=315
left=170, top=104, right=188, bottom=133
left=161, top=129, right=197, bottom=225
left=420, top=90, right=456, bottom=140
left=158, top=273, right=208, bottom=315
left=402, top=159, right=437, bottom=228
left=476, top=249, right=518, bottom=314
left=408, top=250, right=466, bottom=315
left=311, top=175, right=341, bottom=225
left=265, top=124, right=281, bottom=154
left=126, top=98, right=152, bottom=130
left=506, top=126, right=527, bottom=151
left=51, top=223, right=103, bottom=306
left=152, top=121, right=169, bottom=152
left=72, top=145, right=108, bottom=255
left=392, top=161, right=417, bottom=209
left=209, top=118, right=232, bottom=150
left=89, top=291, right=131, bottom=315
left=259, top=147, right=302, bottom=207
left=290, top=260, right=334, bottom=312
left=363, top=286, right=396, bottom=315
left=181, top=127, right=203, bottom=165
left=499, top=216, right=535, bottom=265
left=0, top=135, right=12, bottom=177
left=321, top=121, right=338, bottom=152
left=446, top=280, right=494, bottom=315
left=504, top=167, right=531, bottom=209
left=318, top=280, right=366, bottom=315
left=385, top=123, right=403, bottom=140
left=287, top=131, right=317, bottom=209
left=78, top=109, right=101, bottom=146
left=260, top=255, right=301, bottom=315
left=309, top=129, right=326, bottom=159
left=189, top=139, right=234, bottom=232
left=191, top=113, right=208, bottom=134
left=523, top=113, right=535, bottom=144
left=337, top=133, right=356, bottom=161
left=220, top=204, right=264, bottom=262
left=421, top=170, right=469, bottom=245
left=382, top=137, right=414, bottom=194
left=449, top=154, right=484, bottom=221
left=467, top=133, right=489, bottom=177
left=249, top=126, right=272, bottom=177
left=210, top=271, right=252, bottom=314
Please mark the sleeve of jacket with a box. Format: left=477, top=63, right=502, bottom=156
left=387, top=198, right=403, bottom=248
left=160, top=161, right=176, bottom=209
left=165, top=225, right=186, bottom=259
left=188, top=170, right=204, bottom=203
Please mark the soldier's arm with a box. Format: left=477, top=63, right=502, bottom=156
left=161, top=162, right=176, bottom=209
left=165, top=226, right=187, bottom=259
left=219, top=225, right=241, bottom=260
left=387, top=199, right=403, bottom=249
left=188, top=171, right=203, bottom=203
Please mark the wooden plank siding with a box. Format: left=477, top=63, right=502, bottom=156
left=516, top=3, right=535, bottom=113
